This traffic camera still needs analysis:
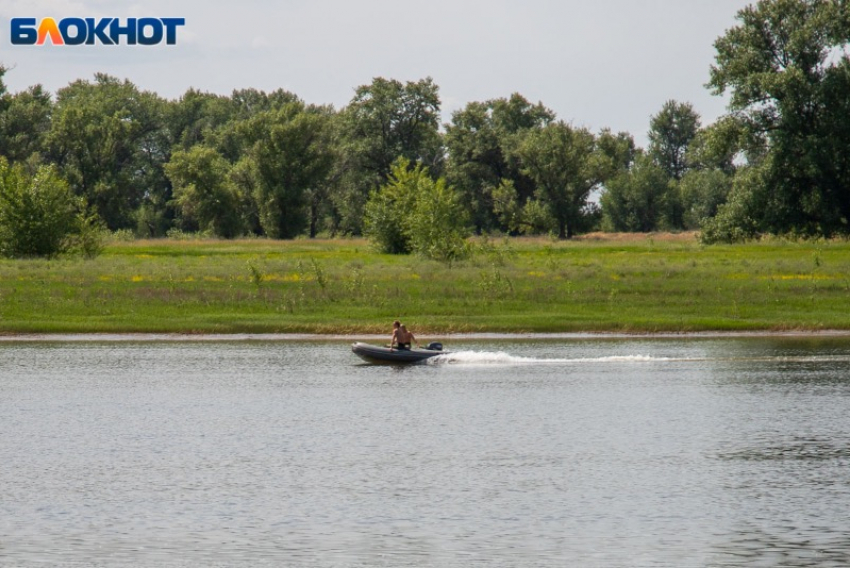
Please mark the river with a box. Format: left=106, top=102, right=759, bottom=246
left=2, top=336, right=849, bottom=567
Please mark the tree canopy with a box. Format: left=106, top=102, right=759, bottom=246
left=707, top=0, right=850, bottom=238
left=2, top=0, right=850, bottom=256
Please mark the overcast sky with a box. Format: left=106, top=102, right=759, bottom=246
left=2, top=0, right=753, bottom=146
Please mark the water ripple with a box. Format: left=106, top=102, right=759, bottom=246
left=2, top=338, right=850, bottom=566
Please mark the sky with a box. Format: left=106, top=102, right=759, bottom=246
left=1, top=0, right=753, bottom=147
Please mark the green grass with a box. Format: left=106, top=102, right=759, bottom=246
left=1, top=234, right=850, bottom=334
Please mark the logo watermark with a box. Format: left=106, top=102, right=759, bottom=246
left=10, top=17, right=186, bottom=46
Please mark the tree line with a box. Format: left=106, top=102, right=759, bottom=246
left=1, top=0, right=849, bottom=258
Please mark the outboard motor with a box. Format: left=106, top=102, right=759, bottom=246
left=425, top=342, right=443, bottom=351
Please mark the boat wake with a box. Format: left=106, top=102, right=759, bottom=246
left=428, top=351, right=678, bottom=366
left=428, top=351, right=850, bottom=366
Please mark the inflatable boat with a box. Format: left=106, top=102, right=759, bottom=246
left=351, top=342, right=447, bottom=364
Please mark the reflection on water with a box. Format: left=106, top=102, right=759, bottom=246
left=715, top=433, right=850, bottom=567
left=1, top=337, right=850, bottom=567
left=715, top=527, right=850, bottom=568
left=719, top=435, right=850, bottom=462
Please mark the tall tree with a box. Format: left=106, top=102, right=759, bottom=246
left=46, top=74, right=169, bottom=230
left=236, top=103, right=336, bottom=239
left=165, top=146, right=245, bottom=238
left=513, top=122, right=601, bottom=239
left=444, top=93, right=554, bottom=233
left=334, top=77, right=442, bottom=234
left=0, top=85, right=53, bottom=164
left=707, top=0, right=850, bottom=237
left=601, top=153, right=677, bottom=232
left=341, top=77, right=442, bottom=179
left=167, top=89, right=236, bottom=152
left=647, top=100, right=701, bottom=181
left=596, top=128, right=638, bottom=179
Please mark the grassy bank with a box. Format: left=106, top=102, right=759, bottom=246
left=1, top=234, right=849, bottom=334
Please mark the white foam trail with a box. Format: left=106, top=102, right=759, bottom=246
left=428, top=351, right=850, bottom=366
left=428, top=351, right=676, bottom=366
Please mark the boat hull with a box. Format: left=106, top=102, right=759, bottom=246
left=351, top=342, right=446, bottom=364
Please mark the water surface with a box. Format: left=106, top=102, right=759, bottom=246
left=2, top=337, right=850, bottom=567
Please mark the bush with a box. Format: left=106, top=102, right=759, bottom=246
left=409, top=176, right=470, bottom=261
left=110, top=229, right=137, bottom=242
left=0, top=159, right=85, bottom=258
left=70, top=211, right=108, bottom=259
left=699, top=166, right=763, bottom=244
left=679, top=168, right=733, bottom=230
left=363, top=158, right=420, bottom=254
left=365, top=158, right=470, bottom=260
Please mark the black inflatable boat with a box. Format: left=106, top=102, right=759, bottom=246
left=351, top=342, right=447, bottom=364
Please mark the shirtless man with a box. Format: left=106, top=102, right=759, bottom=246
left=391, top=320, right=417, bottom=350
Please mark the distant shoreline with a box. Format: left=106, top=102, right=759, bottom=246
left=3, top=330, right=850, bottom=343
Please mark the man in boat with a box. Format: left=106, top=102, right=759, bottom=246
left=391, top=320, right=418, bottom=350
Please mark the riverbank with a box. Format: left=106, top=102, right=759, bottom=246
left=1, top=234, right=849, bottom=334
left=4, top=330, right=850, bottom=343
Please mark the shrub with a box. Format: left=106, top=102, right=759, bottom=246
left=70, top=211, right=108, bottom=259
left=409, top=176, right=470, bottom=261
left=0, top=159, right=85, bottom=258
left=679, top=168, right=733, bottom=230
left=363, top=158, right=419, bottom=254
left=699, top=166, right=763, bottom=244
left=365, top=158, right=470, bottom=260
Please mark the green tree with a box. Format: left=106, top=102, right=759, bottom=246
left=46, top=74, right=170, bottom=230
left=365, top=158, right=469, bottom=259
left=409, top=176, right=470, bottom=261
left=334, top=77, right=442, bottom=234
left=647, top=100, right=701, bottom=181
left=490, top=178, right=558, bottom=235
left=596, top=128, right=638, bottom=177
left=341, top=77, right=442, bottom=179
left=165, top=146, right=245, bottom=238
left=444, top=93, right=555, bottom=233
left=708, top=0, right=850, bottom=236
left=601, top=154, right=675, bottom=232
left=679, top=168, right=734, bottom=230
left=513, top=122, right=601, bottom=239
left=0, top=84, right=53, bottom=164
left=0, top=158, right=82, bottom=258
left=700, top=163, right=768, bottom=243
left=237, top=103, right=336, bottom=239
left=363, top=158, right=421, bottom=254
left=685, top=119, right=744, bottom=174
left=207, top=88, right=303, bottom=163
left=167, top=89, right=236, bottom=152
left=231, top=88, right=301, bottom=120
